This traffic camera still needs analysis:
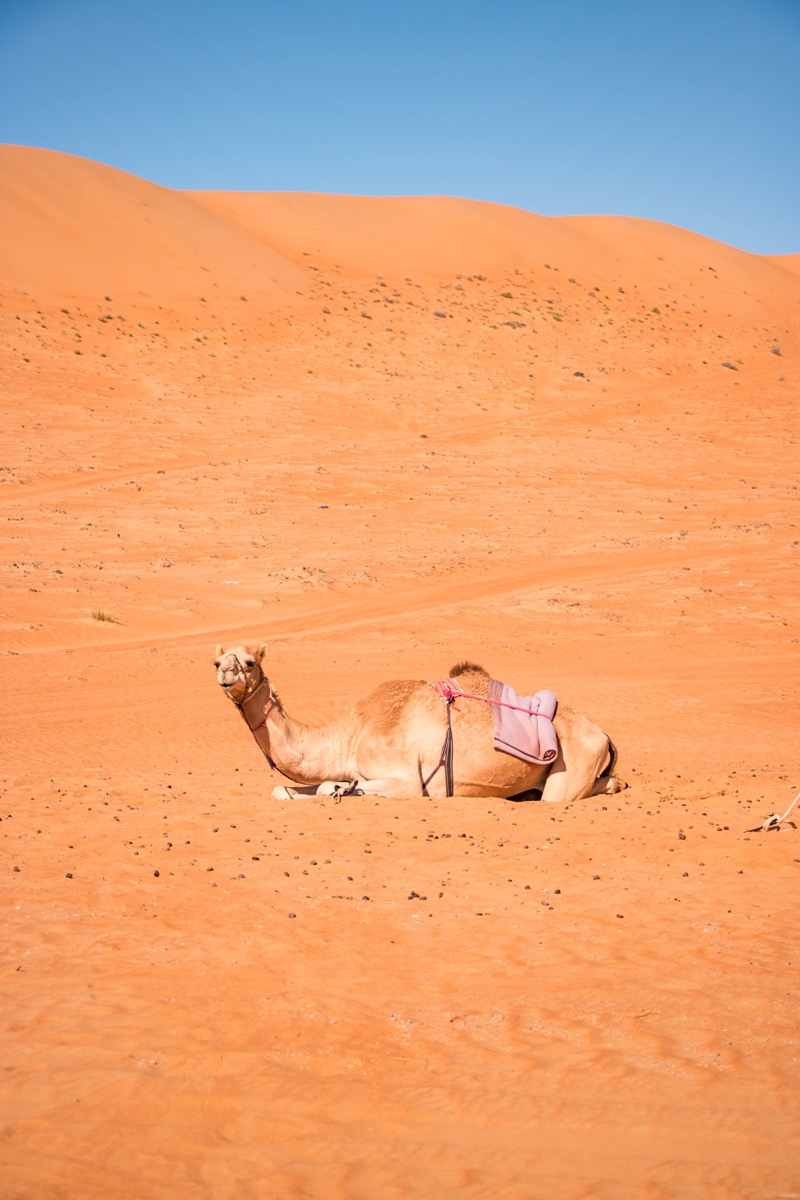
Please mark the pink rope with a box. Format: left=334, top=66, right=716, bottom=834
left=434, top=682, right=553, bottom=721
left=457, top=691, right=553, bottom=720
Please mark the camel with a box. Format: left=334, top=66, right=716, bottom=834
left=215, top=644, right=627, bottom=803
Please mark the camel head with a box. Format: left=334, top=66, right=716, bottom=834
left=214, top=643, right=267, bottom=702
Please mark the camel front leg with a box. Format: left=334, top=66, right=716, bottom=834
left=318, top=776, right=423, bottom=800
left=273, top=773, right=427, bottom=801
left=362, top=777, right=426, bottom=798
left=271, top=783, right=324, bottom=800
left=270, top=781, right=370, bottom=800
left=272, top=781, right=361, bottom=801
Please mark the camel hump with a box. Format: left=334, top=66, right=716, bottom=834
left=449, top=660, right=488, bottom=678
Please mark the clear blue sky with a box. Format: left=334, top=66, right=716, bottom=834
left=1, top=0, right=798, bottom=254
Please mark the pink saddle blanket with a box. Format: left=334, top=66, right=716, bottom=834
left=430, top=678, right=559, bottom=765
left=488, top=679, right=558, bottom=764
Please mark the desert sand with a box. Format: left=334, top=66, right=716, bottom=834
left=1, top=145, right=798, bottom=1199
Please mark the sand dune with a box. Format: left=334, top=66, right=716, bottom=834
left=0, top=145, right=307, bottom=299
left=1, top=145, right=798, bottom=1200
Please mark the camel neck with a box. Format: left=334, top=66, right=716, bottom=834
left=233, top=679, right=284, bottom=775
left=240, top=677, right=279, bottom=731
left=237, top=683, right=345, bottom=785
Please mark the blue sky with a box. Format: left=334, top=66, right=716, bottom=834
left=1, top=0, right=798, bottom=254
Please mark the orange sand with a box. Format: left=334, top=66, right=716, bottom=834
left=1, top=146, right=798, bottom=1200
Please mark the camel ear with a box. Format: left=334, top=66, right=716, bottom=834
left=215, top=644, right=223, bottom=658
left=257, top=644, right=267, bottom=662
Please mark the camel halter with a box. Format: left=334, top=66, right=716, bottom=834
left=223, top=659, right=286, bottom=776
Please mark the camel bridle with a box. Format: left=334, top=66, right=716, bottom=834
left=219, top=652, right=285, bottom=775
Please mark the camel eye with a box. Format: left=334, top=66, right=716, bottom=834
left=244, top=657, right=256, bottom=668
left=214, top=660, right=220, bottom=669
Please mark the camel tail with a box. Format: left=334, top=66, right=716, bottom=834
left=602, top=736, right=619, bottom=779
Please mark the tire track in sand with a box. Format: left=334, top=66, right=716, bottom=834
left=21, top=541, right=742, bottom=658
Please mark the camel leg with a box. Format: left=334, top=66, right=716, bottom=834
left=539, top=737, right=623, bottom=805
left=355, top=777, right=424, bottom=799
left=320, top=776, right=422, bottom=800
left=588, top=772, right=628, bottom=796
left=271, top=783, right=323, bottom=800
left=273, top=777, right=422, bottom=801
left=272, top=781, right=370, bottom=800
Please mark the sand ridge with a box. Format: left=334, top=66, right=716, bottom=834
left=1, top=145, right=798, bottom=1199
